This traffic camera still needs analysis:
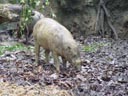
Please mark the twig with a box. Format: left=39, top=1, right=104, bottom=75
left=95, top=3, right=101, bottom=33
left=107, top=19, right=118, bottom=39
left=100, top=8, right=105, bottom=37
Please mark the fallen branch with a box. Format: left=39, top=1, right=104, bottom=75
left=0, top=4, right=44, bottom=43
left=0, top=4, right=21, bottom=23
left=0, top=4, right=44, bottom=23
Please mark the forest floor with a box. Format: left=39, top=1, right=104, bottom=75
left=0, top=33, right=127, bottom=96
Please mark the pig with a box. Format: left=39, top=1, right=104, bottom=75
left=33, top=17, right=81, bottom=72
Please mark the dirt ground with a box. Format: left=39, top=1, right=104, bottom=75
left=0, top=0, right=128, bottom=96
left=0, top=33, right=127, bottom=96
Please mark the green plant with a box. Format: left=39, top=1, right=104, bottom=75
left=19, top=0, right=49, bottom=36
left=0, top=43, right=33, bottom=55
left=83, top=42, right=110, bottom=52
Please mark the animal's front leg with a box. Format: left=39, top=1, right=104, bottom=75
left=44, top=49, right=50, bottom=63
left=53, top=52, right=60, bottom=73
left=35, top=41, right=40, bottom=65
left=62, top=57, right=67, bottom=69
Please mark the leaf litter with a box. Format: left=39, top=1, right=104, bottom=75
left=0, top=35, right=128, bottom=96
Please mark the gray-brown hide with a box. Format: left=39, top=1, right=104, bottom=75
left=33, top=18, right=81, bottom=72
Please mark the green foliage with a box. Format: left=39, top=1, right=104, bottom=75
left=8, top=0, right=20, bottom=4
left=19, top=0, right=49, bottom=35
left=0, top=43, right=33, bottom=55
left=84, top=42, right=110, bottom=52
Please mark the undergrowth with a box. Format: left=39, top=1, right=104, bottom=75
left=84, top=42, right=110, bottom=52
left=0, top=43, right=33, bottom=55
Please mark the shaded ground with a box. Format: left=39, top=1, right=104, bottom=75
left=0, top=33, right=128, bottom=96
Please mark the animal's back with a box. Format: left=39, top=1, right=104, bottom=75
left=33, top=18, right=74, bottom=50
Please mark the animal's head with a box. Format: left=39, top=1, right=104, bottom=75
left=66, top=41, right=81, bottom=71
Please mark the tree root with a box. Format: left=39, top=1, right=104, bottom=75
left=95, top=0, right=118, bottom=39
